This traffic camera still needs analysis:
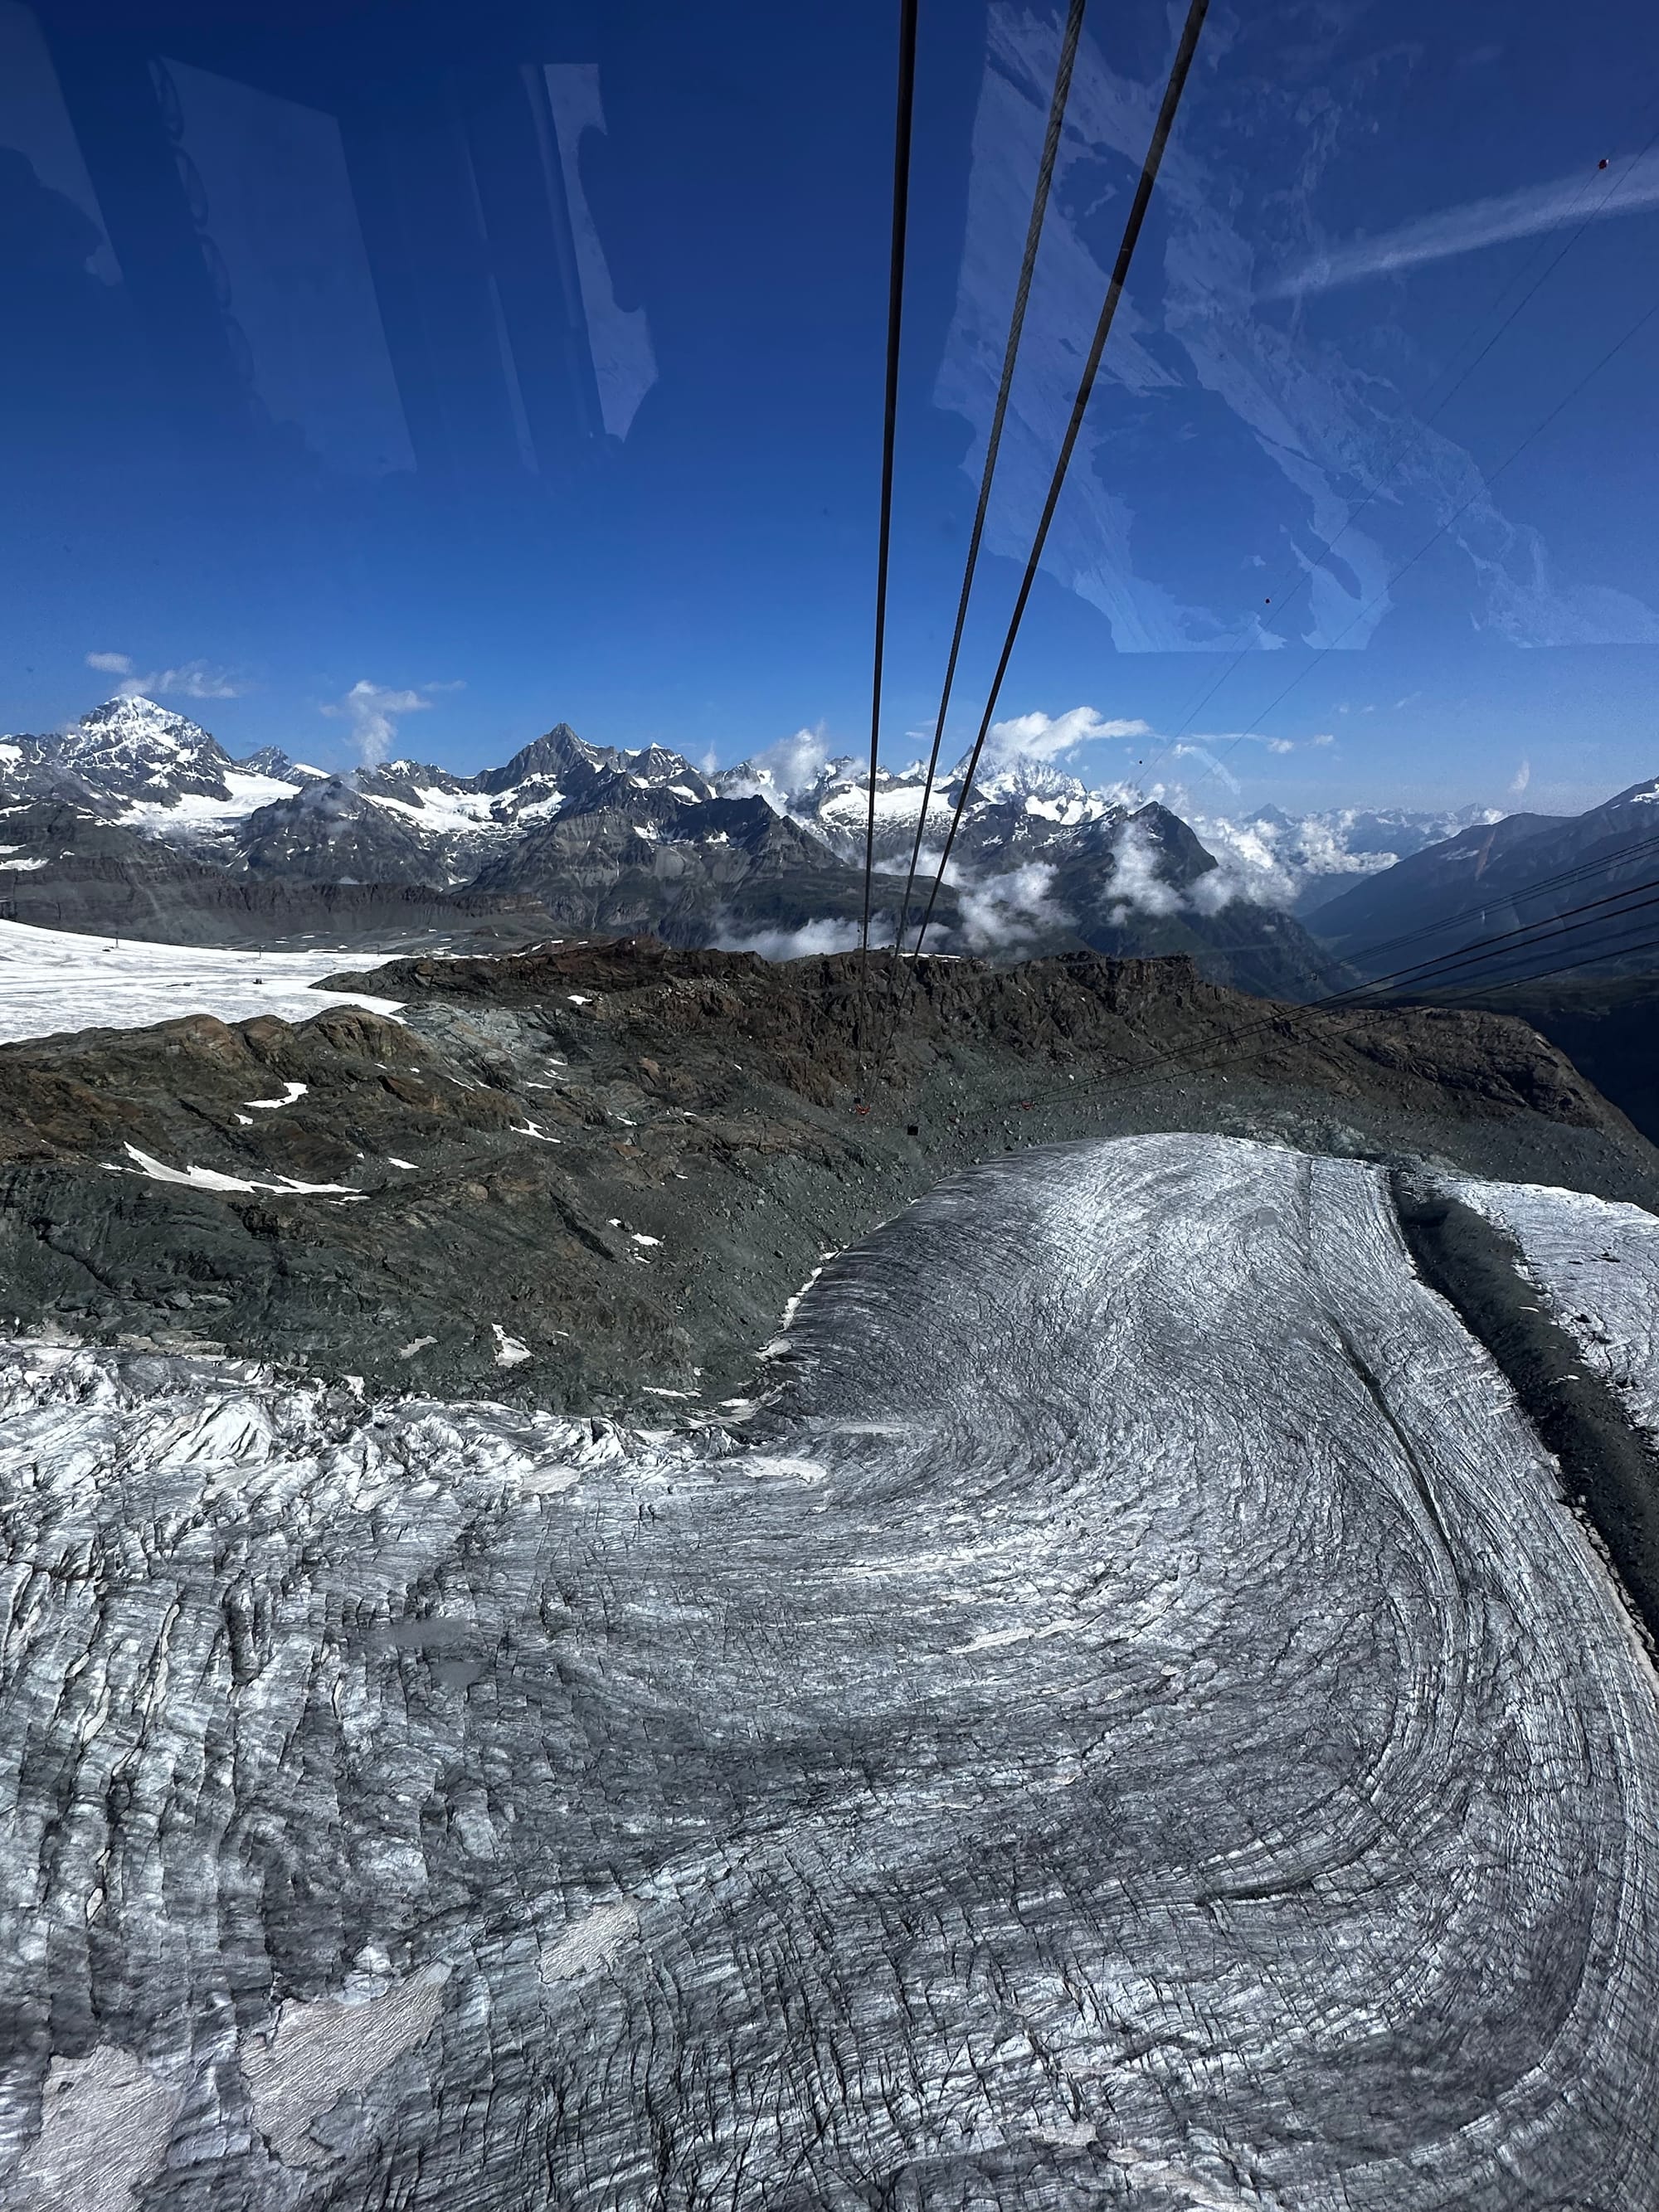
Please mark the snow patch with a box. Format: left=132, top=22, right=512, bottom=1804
left=114, top=1144, right=366, bottom=1198
left=242, top=1081, right=308, bottom=1111
left=1437, top=1175, right=1659, bottom=1442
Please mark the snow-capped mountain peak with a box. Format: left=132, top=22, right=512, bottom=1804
left=1187, top=800, right=1509, bottom=913
left=52, top=695, right=236, bottom=805
left=0, top=694, right=1600, bottom=998
left=234, top=745, right=324, bottom=784
left=966, top=756, right=1135, bottom=825
left=713, top=746, right=1139, bottom=868
left=66, top=694, right=223, bottom=761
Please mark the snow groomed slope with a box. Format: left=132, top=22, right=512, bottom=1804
left=1, top=1133, right=1655, bottom=2207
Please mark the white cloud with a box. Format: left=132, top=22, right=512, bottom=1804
left=713, top=916, right=880, bottom=961
left=148, top=661, right=245, bottom=700
left=719, top=725, right=834, bottom=809
left=1107, top=821, right=1183, bottom=919
left=1266, top=149, right=1659, bottom=300
left=1164, top=727, right=1335, bottom=780
left=85, top=651, right=246, bottom=700
left=1170, top=743, right=1243, bottom=797
left=1185, top=816, right=1300, bottom=914
left=322, top=678, right=439, bottom=768
left=985, top=707, right=1151, bottom=765
left=955, top=860, right=1070, bottom=954
left=1509, top=758, right=1532, bottom=796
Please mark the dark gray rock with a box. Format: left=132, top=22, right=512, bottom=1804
left=0, top=940, right=1652, bottom=1412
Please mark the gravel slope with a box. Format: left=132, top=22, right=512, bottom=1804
left=2, top=1132, right=1657, bottom=2208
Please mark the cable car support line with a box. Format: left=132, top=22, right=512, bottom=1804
left=883, top=0, right=1089, bottom=1004
left=898, top=0, right=1211, bottom=994
left=859, top=0, right=922, bottom=989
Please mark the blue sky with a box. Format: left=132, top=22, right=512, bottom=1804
left=2, top=0, right=1656, bottom=816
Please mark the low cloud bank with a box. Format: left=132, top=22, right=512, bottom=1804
left=722, top=727, right=834, bottom=810
left=713, top=916, right=886, bottom=962
left=956, top=861, right=1070, bottom=955
left=1106, top=821, right=1184, bottom=921
left=1184, top=816, right=1303, bottom=912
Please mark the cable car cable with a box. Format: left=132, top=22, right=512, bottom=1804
left=898, top=0, right=1211, bottom=1003
left=859, top=0, right=922, bottom=998
left=882, top=0, right=1089, bottom=1001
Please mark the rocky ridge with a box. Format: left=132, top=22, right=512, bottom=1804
left=0, top=936, right=1652, bottom=1410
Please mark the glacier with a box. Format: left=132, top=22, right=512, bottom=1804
left=1, top=1132, right=1656, bottom=2208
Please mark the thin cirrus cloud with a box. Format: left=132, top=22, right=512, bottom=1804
left=1162, top=732, right=1335, bottom=794
left=979, top=708, right=1332, bottom=778
left=1264, top=148, right=1659, bottom=300
left=85, top=650, right=246, bottom=700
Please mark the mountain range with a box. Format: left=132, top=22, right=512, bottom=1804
left=5, top=696, right=1653, bottom=1000
left=0, top=694, right=1531, bottom=999
left=1311, top=772, right=1659, bottom=985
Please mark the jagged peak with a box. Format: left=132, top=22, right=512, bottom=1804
left=68, top=693, right=223, bottom=758
left=475, top=725, right=601, bottom=793
left=234, top=745, right=323, bottom=783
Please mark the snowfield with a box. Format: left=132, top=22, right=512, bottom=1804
left=0, top=918, right=404, bottom=1044
left=0, top=1133, right=1656, bottom=2207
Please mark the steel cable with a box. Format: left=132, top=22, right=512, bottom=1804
left=898, top=0, right=1211, bottom=984
left=859, top=0, right=922, bottom=989
left=881, top=0, right=1089, bottom=999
